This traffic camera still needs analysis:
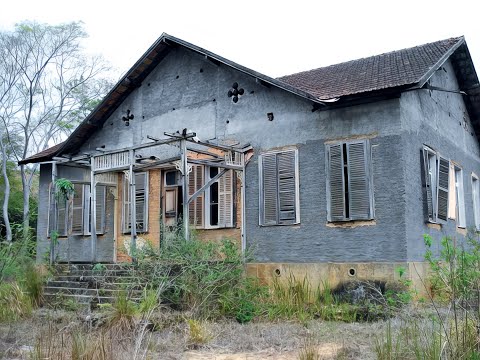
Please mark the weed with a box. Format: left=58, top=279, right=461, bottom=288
left=106, top=290, right=138, bottom=332
left=138, top=289, right=159, bottom=314
left=186, top=318, right=212, bottom=348
left=0, top=282, right=32, bottom=322
left=297, top=334, right=320, bottom=360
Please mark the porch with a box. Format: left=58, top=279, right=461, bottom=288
left=47, top=129, right=252, bottom=264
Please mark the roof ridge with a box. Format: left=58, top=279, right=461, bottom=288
left=278, top=36, right=463, bottom=80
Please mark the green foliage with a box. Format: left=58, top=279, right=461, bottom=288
left=138, top=289, right=159, bottom=314
left=54, top=178, right=75, bottom=201
left=92, top=263, right=107, bottom=272
left=106, top=290, right=138, bottom=332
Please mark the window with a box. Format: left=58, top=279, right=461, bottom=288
left=326, top=140, right=374, bottom=222
left=472, top=174, right=480, bottom=230
left=49, top=183, right=106, bottom=236
left=259, top=149, right=300, bottom=226
left=189, top=165, right=205, bottom=228
left=205, top=167, right=233, bottom=228
left=123, top=172, right=148, bottom=233
left=451, top=166, right=466, bottom=228
left=422, top=146, right=449, bottom=223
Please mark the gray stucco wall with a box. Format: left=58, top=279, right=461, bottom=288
left=37, top=48, right=480, bottom=264
left=37, top=164, right=115, bottom=263
left=401, top=60, right=480, bottom=261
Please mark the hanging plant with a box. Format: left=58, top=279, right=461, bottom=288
left=54, top=178, right=75, bottom=200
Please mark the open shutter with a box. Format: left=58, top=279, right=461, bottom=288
left=135, top=172, right=148, bottom=232
left=437, top=157, right=449, bottom=222
left=347, top=141, right=372, bottom=220
left=473, top=176, right=480, bottom=230
left=57, top=195, right=68, bottom=236
left=96, top=185, right=106, bottom=234
left=421, top=148, right=434, bottom=221
left=219, top=170, right=233, bottom=227
left=277, top=151, right=297, bottom=224
left=71, top=184, right=84, bottom=235
left=189, top=165, right=204, bottom=227
left=261, top=153, right=278, bottom=225
left=327, top=144, right=345, bottom=221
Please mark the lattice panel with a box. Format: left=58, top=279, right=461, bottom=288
left=94, top=151, right=130, bottom=171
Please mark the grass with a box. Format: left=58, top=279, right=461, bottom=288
left=0, top=282, right=32, bottom=322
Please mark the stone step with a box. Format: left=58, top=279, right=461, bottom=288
left=55, top=269, right=137, bottom=277
left=43, top=293, right=119, bottom=305
left=54, top=263, right=135, bottom=271
left=46, top=280, right=145, bottom=290
left=44, top=286, right=143, bottom=297
left=52, top=275, right=139, bottom=283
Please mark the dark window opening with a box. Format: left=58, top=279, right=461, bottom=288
left=210, top=182, right=219, bottom=226
left=165, top=171, right=177, bottom=186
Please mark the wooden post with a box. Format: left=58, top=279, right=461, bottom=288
left=241, top=153, right=246, bottom=258
left=49, top=162, right=57, bottom=265
left=129, top=150, right=137, bottom=261
left=90, top=157, right=97, bottom=263
left=181, top=138, right=189, bottom=241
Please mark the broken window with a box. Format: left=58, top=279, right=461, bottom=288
left=205, top=167, right=233, bottom=228
left=422, top=146, right=449, bottom=223
left=49, top=183, right=106, bottom=236
left=326, top=140, right=374, bottom=222
left=123, top=172, right=149, bottom=233
left=259, top=149, right=300, bottom=226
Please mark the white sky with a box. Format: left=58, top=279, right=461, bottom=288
left=1, top=0, right=479, bottom=80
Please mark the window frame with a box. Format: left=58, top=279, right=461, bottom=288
left=258, top=148, right=300, bottom=226
left=472, top=173, right=480, bottom=230
left=325, top=139, right=374, bottom=222
left=122, top=171, right=149, bottom=234
left=454, top=165, right=466, bottom=228
left=204, top=167, right=234, bottom=229
left=422, top=146, right=449, bottom=224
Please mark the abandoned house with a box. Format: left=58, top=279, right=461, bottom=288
left=21, top=34, right=480, bottom=289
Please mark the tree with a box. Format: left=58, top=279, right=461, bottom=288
left=0, top=21, right=112, bottom=239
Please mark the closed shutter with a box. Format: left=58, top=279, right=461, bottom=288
left=218, top=170, right=233, bottom=227
left=189, top=165, right=204, bottom=227
left=71, top=184, right=84, bottom=235
left=347, top=141, right=372, bottom=220
left=261, top=153, right=279, bottom=225
left=437, top=157, right=449, bottom=222
left=135, top=172, right=148, bottom=232
left=48, top=183, right=56, bottom=236
left=96, top=185, right=106, bottom=234
left=422, top=148, right=434, bottom=221
left=277, top=151, right=297, bottom=224
left=327, top=144, right=345, bottom=222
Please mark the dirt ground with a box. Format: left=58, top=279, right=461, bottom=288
left=0, top=308, right=387, bottom=359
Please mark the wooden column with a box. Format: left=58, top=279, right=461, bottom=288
left=90, top=157, right=97, bottom=262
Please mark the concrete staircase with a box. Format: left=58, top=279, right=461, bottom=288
left=44, top=263, right=145, bottom=306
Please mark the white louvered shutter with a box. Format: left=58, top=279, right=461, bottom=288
left=189, top=165, right=204, bottom=228
left=347, top=141, right=372, bottom=220
left=327, top=144, right=345, bottom=221
left=71, top=184, right=84, bottom=235
left=277, top=151, right=297, bottom=224
left=135, top=172, right=148, bottom=232
left=219, top=170, right=233, bottom=227
left=437, top=157, right=449, bottom=222
left=96, top=185, right=106, bottom=234
left=261, top=153, right=278, bottom=225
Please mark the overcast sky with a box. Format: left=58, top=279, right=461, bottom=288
left=1, top=0, right=479, bottom=80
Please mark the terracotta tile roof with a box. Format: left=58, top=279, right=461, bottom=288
left=278, top=37, right=463, bottom=100
left=18, top=142, right=65, bottom=165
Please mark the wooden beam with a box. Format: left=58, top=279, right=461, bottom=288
left=187, top=168, right=228, bottom=205
left=188, top=158, right=242, bottom=170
